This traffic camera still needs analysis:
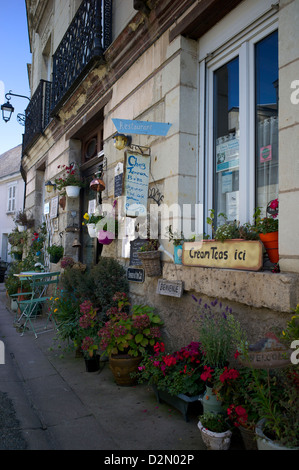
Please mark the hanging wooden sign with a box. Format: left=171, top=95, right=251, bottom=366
left=124, top=151, right=150, bottom=217
left=182, top=239, right=263, bottom=271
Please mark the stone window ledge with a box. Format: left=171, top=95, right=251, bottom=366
left=162, top=263, right=299, bottom=313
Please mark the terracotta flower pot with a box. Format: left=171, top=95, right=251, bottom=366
left=259, top=231, right=279, bottom=263
left=109, top=354, right=142, bottom=386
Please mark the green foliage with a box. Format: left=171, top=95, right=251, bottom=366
left=206, top=210, right=259, bottom=241
left=193, top=296, right=246, bottom=368
left=47, top=244, right=64, bottom=258
left=254, top=204, right=278, bottom=234
left=199, top=412, right=229, bottom=433
left=139, top=239, right=159, bottom=251
left=60, top=257, right=129, bottom=315
left=98, top=295, right=163, bottom=357
left=165, top=225, right=185, bottom=246
left=137, top=341, right=205, bottom=396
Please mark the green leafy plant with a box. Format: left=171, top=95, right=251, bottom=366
left=8, top=229, right=27, bottom=247
left=82, top=212, right=103, bottom=226
left=206, top=210, right=258, bottom=241
left=199, top=412, right=229, bottom=433
left=98, top=293, right=163, bottom=357
left=137, top=341, right=205, bottom=396
left=139, top=239, right=159, bottom=252
left=47, top=244, right=64, bottom=258
left=193, top=296, right=246, bottom=368
left=165, top=225, right=185, bottom=246
left=254, top=200, right=278, bottom=234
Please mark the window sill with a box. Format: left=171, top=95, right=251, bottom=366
left=162, top=263, right=299, bottom=313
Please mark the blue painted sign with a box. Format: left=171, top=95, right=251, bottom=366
left=112, top=118, right=172, bottom=136
left=124, top=151, right=150, bottom=217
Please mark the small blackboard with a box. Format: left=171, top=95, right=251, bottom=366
left=130, top=238, right=147, bottom=266
left=127, top=268, right=145, bottom=283
left=114, top=173, right=123, bottom=197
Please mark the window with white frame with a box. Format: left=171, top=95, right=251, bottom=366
left=7, top=184, right=16, bottom=213
left=198, top=5, right=278, bottom=232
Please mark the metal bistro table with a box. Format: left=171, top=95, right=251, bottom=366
left=12, top=271, right=60, bottom=338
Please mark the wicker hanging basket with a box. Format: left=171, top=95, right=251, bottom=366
left=138, top=251, right=161, bottom=277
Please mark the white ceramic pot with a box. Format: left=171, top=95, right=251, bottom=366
left=87, top=224, right=97, bottom=238
left=255, top=419, right=299, bottom=450
left=65, top=185, right=81, bottom=198
left=198, top=420, right=232, bottom=450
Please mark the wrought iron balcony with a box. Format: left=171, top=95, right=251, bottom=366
left=51, top=0, right=112, bottom=115
left=22, top=80, right=52, bottom=154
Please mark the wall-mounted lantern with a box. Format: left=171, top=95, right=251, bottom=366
left=45, top=181, right=56, bottom=193
left=113, top=133, right=132, bottom=151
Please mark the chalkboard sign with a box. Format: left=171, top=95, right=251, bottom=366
left=114, top=173, right=123, bottom=197
left=114, top=162, right=124, bottom=197
left=127, top=268, right=145, bottom=283
left=130, top=238, right=147, bottom=266
left=124, top=151, right=150, bottom=217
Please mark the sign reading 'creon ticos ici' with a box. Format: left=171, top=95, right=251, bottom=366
left=182, top=239, right=263, bottom=271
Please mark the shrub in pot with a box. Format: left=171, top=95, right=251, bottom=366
left=47, top=244, right=64, bottom=263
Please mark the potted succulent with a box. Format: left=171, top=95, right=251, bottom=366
left=137, top=341, right=205, bottom=421
left=138, top=239, right=161, bottom=276
left=254, top=199, right=279, bottom=263
left=198, top=412, right=232, bottom=450
left=47, top=244, right=64, bottom=264
left=54, top=163, right=85, bottom=198
left=97, top=292, right=163, bottom=385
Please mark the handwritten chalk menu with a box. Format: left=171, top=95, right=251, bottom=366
left=124, top=151, right=150, bottom=217
left=114, top=162, right=124, bottom=197
left=129, top=238, right=147, bottom=266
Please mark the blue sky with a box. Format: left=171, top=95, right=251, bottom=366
left=0, top=0, right=31, bottom=155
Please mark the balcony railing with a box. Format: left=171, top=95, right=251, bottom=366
left=51, top=0, right=112, bottom=115
left=22, top=80, right=52, bottom=154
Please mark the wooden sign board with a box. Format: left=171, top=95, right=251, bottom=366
left=127, top=267, right=145, bottom=283
left=157, top=279, right=184, bottom=298
left=124, top=151, right=150, bottom=217
left=239, top=335, right=291, bottom=369
left=182, top=239, right=263, bottom=271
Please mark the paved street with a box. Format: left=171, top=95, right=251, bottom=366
left=0, top=283, right=245, bottom=453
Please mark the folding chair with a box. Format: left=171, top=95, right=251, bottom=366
left=13, top=272, right=60, bottom=338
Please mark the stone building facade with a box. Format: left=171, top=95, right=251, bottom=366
left=21, top=0, right=299, bottom=348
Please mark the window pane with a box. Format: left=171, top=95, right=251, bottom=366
left=255, top=31, right=278, bottom=214
left=213, top=57, right=239, bottom=225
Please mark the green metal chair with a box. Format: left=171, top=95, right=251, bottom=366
left=14, top=272, right=60, bottom=338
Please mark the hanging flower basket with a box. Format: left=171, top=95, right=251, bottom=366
left=138, top=251, right=161, bottom=277
left=259, top=231, right=279, bottom=263
left=65, top=185, right=81, bottom=198
left=97, top=230, right=115, bottom=245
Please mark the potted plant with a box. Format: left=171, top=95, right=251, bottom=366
left=76, top=300, right=103, bottom=372
left=54, top=163, right=85, bottom=198
left=165, top=225, right=186, bottom=264
left=13, top=209, right=34, bottom=231
left=193, top=296, right=246, bottom=413
left=47, top=244, right=64, bottom=263
left=137, top=341, right=205, bottom=421
left=206, top=210, right=259, bottom=242
left=198, top=412, right=232, bottom=450
left=254, top=199, right=279, bottom=263
left=97, top=292, right=163, bottom=385
left=82, top=212, right=103, bottom=238
left=138, top=239, right=161, bottom=276
left=96, top=217, right=118, bottom=245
